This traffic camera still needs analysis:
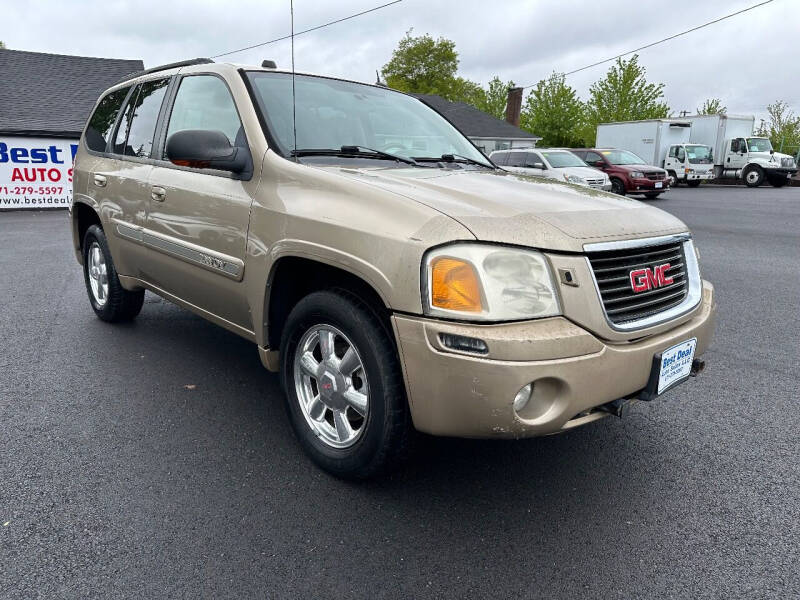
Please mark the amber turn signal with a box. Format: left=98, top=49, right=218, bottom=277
left=430, top=257, right=483, bottom=313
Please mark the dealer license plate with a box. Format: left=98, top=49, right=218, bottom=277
left=657, top=338, right=697, bottom=394
left=655, top=182, right=663, bottom=188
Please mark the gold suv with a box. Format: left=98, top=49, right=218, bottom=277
left=71, top=59, right=716, bottom=478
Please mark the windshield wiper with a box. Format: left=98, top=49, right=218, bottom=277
left=412, top=153, right=495, bottom=169
left=291, top=145, right=419, bottom=166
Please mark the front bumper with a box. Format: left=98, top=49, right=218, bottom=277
left=685, top=171, right=714, bottom=181
left=628, top=178, right=668, bottom=192
left=392, top=281, right=716, bottom=438
left=764, top=166, right=798, bottom=178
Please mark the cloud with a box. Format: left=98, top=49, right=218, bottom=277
left=3, top=0, right=795, bottom=121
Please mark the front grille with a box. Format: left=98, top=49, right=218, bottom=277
left=645, top=172, right=666, bottom=181
left=587, top=241, right=688, bottom=325
left=586, top=177, right=605, bottom=187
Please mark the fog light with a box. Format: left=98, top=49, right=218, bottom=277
left=513, top=383, right=533, bottom=412
left=438, top=333, right=488, bottom=355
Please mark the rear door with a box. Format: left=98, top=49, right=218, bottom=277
left=89, top=78, right=171, bottom=277
left=143, top=73, right=258, bottom=330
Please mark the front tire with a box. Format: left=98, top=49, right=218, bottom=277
left=280, top=289, right=410, bottom=479
left=82, top=225, right=144, bottom=322
left=743, top=165, right=764, bottom=187
left=610, top=178, right=626, bottom=195
left=667, top=171, right=679, bottom=187
left=768, top=176, right=788, bottom=188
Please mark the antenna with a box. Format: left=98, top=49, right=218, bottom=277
left=291, top=0, right=298, bottom=161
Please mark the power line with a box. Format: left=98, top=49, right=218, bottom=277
left=521, top=0, right=775, bottom=88
left=211, top=0, right=403, bottom=59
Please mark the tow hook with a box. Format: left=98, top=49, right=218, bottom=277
left=690, top=358, right=706, bottom=377
left=598, top=397, right=632, bottom=419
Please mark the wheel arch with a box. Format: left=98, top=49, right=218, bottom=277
left=263, top=255, right=395, bottom=353
left=71, top=199, right=102, bottom=265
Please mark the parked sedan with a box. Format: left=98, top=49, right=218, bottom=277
left=570, top=148, right=669, bottom=199
left=490, top=148, right=611, bottom=191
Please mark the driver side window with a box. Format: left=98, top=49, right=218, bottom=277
left=525, top=152, right=543, bottom=167
left=164, top=75, right=246, bottom=158
left=585, top=152, right=604, bottom=166
left=677, top=147, right=686, bottom=161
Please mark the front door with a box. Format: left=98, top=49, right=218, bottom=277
left=143, top=74, right=258, bottom=331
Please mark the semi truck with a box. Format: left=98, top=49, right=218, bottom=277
left=683, top=114, right=797, bottom=187
left=595, top=119, right=714, bottom=187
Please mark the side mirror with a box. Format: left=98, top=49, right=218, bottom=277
left=532, top=162, right=545, bottom=169
left=166, top=129, right=247, bottom=173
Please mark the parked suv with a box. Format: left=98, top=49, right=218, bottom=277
left=571, top=148, right=669, bottom=198
left=70, top=59, right=716, bottom=478
left=490, top=148, right=611, bottom=191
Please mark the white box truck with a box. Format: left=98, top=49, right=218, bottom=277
left=684, top=114, right=798, bottom=187
left=596, top=119, right=714, bottom=187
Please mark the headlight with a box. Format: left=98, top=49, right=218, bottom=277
left=630, top=171, right=644, bottom=178
left=564, top=174, right=586, bottom=185
left=423, top=244, right=560, bottom=321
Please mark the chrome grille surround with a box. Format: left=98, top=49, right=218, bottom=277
left=583, top=233, right=702, bottom=332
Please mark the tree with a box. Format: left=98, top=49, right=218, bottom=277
left=757, top=100, right=800, bottom=153
left=520, top=73, right=586, bottom=147
left=474, top=76, right=514, bottom=120
left=697, top=98, right=726, bottom=115
left=382, top=30, right=461, bottom=100
left=0, top=41, right=6, bottom=49
left=584, top=55, right=669, bottom=145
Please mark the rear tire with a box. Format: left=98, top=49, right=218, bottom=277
left=280, top=289, right=411, bottom=479
left=687, top=180, right=701, bottom=188
left=610, top=178, right=626, bottom=195
left=82, top=225, right=144, bottom=322
left=743, top=165, right=764, bottom=187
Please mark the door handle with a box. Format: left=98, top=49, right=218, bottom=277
left=150, top=186, right=166, bottom=202
left=93, top=174, right=107, bottom=187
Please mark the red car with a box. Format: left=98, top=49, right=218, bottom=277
left=571, top=148, right=669, bottom=199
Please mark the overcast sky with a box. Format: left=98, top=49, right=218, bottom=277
left=3, top=0, right=796, bottom=124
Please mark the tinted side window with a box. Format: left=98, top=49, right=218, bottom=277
left=526, top=152, right=543, bottom=167
left=492, top=152, right=508, bottom=166
left=115, top=78, right=170, bottom=157
left=85, top=87, right=131, bottom=152
left=585, top=152, right=604, bottom=165
left=165, top=75, right=244, bottom=153
left=506, top=152, right=526, bottom=167
left=668, top=146, right=677, bottom=158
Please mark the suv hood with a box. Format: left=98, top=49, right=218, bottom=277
left=319, top=166, right=687, bottom=252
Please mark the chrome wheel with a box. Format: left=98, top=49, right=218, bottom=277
left=746, top=169, right=760, bottom=184
left=293, top=324, right=369, bottom=448
left=87, top=242, right=109, bottom=307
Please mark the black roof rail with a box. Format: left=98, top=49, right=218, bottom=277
left=113, top=58, right=214, bottom=85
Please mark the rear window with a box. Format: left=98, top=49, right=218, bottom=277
left=491, top=152, right=508, bottom=166
left=113, top=78, right=170, bottom=158
left=506, top=152, right=527, bottom=167
left=84, top=87, right=131, bottom=152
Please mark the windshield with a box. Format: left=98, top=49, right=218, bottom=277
left=541, top=151, right=587, bottom=168
left=600, top=149, right=646, bottom=165
left=246, top=72, right=491, bottom=166
left=685, top=145, right=713, bottom=164
left=746, top=137, right=773, bottom=153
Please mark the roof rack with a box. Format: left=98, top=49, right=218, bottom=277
left=114, top=58, right=214, bottom=84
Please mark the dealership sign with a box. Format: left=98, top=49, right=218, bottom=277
left=0, top=137, right=78, bottom=210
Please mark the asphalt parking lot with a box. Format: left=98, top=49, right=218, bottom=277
left=1, top=185, right=798, bottom=598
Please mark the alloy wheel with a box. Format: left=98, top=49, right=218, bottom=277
left=293, top=324, right=370, bottom=448
left=87, top=242, right=109, bottom=307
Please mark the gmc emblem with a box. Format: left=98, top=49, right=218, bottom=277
left=629, top=263, right=674, bottom=293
